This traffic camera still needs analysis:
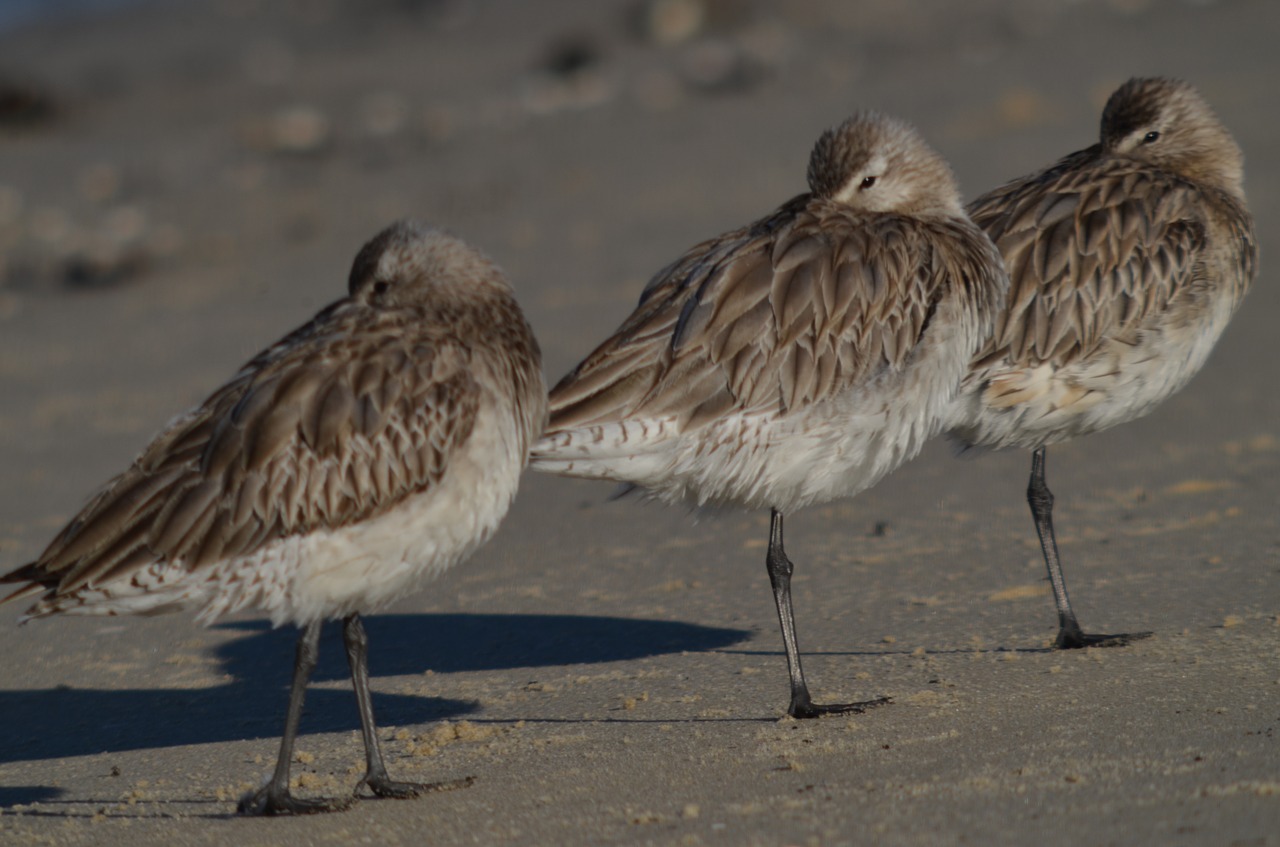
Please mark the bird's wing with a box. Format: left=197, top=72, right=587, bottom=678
left=548, top=200, right=976, bottom=433
left=6, top=302, right=480, bottom=596
left=968, top=156, right=1210, bottom=369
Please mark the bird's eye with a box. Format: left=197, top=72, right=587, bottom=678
left=859, top=176, right=877, bottom=190
left=373, top=281, right=390, bottom=296
left=1142, top=130, right=1160, bottom=144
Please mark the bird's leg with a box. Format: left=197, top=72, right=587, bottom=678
left=765, top=509, right=890, bottom=719
left=238, top=621, right=353, bottom=815
left=1027, top=446, right=1151, bottom=649
left=343, top=614, right=474, bottom=799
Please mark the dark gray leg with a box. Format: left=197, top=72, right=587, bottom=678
left=766, top=509, right=890, bottom=719
left=343, top=614, right=474, bottom=799
left=238, top=621, right=353, bottom=815
left=1027, top=446, right=1151, bottom=648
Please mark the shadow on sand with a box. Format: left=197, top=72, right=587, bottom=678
left=0, top=613, right=750, bottom=770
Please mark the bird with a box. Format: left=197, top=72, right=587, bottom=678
left=948, top=77, right=1257, bottom=648
left=1, top=220, right=547, bottom=815
left=532, top=112, right=1009, bottom=719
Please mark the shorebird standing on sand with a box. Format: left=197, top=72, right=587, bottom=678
left=1, top=221, right=546, bottom=815
left=533, top=113, right=1009, bottom=719
left=949, top=77, right=1257, bottom=648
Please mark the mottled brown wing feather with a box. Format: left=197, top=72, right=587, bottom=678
left=7, top=302, right=481, bottom=595
left=548, top=197, right=980, bottom=433
left=968, top=156, right=1213, bottom=368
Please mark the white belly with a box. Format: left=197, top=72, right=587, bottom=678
left=949, top=294, right=1239, bottom=450
left=534, top=315, right=975, bottom=514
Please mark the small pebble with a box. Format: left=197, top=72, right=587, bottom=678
left=640, top=0, right=706, bottom=46
left=260, top=105, right=330, bottom=154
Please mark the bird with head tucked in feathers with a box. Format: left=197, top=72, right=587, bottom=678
left=948, top=77, right=1257, bottom=649
left=533, top=112, right=1009, bottom=719
left=2, top=220, right=546, bottom=815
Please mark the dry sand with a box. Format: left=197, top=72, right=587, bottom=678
left=0, top=1, right=1277, bottom=844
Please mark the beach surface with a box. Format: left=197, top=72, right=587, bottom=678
left=0, top=1, right=1277, bottom=844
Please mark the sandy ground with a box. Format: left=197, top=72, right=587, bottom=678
left=0, top=0, right=1277, bottom=844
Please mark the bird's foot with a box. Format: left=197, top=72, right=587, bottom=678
left=363, top=773, right=476, bottom=800
left=237, top=785, right=355, bottom=816
left=1055, top=626, right=1152, bottom=650
left=789, top=695, right=891, bottom=720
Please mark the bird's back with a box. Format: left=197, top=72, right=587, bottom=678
left=951, top=148, right=1255, bottom=450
